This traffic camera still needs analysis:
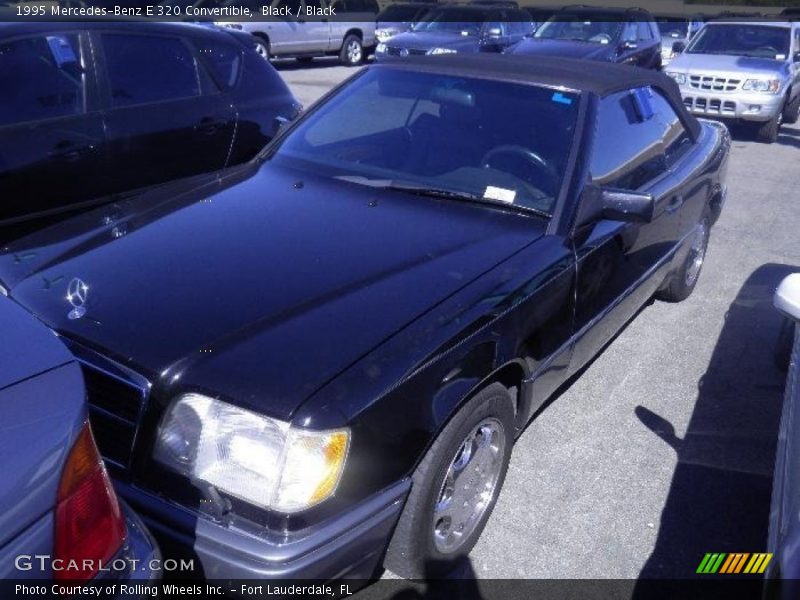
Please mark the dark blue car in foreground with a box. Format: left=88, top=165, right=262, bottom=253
left=0, top=297, right=160, bottom=591
left=0, top=55, right=729, bottom=582
left=768, top=274, right=800, bottom=597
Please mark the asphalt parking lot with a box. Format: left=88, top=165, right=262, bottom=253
left=277, top=57, right=800, bottom=579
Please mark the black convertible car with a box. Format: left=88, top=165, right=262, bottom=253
left=0, top=55, right=730, bottom=581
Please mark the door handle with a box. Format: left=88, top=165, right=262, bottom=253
left=195, top=117, right=226, bottom=135
left=666, top=194, right=684, bottom=213
left=49, top=142, right=92, bottom=162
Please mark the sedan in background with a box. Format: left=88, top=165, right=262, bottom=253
left=0, top=22, right=299, bottom=229
left=375, top=4, right=534, bottom=60
left=507, top=7, right=663, bottom=69
left=0, top=296, right=160, bottom=587
left=376, top=2, right=433, bottom=44
left=0, top=55, right=729, bottom=582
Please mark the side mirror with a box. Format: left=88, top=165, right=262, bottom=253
left=577, top=185, right=655, bottom=228
left=775, top=274, right=800, bottom=321
left=672, top=41, right=686, bottom=54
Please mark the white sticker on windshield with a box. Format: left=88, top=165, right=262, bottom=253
left=777, top=54, right=787, bottom=60
left=484, top=186, right=516, bottom=204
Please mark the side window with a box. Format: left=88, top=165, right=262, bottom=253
left=0, top=34, right=84, bottom=126
left=638, top=21, right=654, bottom=41
left=590, top=88, right=669, bottom=190
left=622, top=22, right=637, bottom=43
left=649, top=91, right=693, bottom=167
left=102, top=34, right=209, bottom=108
left=193, top=38, right=241, bottom=90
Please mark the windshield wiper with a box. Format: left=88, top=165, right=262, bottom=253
left=382, top=181, right=551, bottom=219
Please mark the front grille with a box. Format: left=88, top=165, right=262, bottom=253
left=82, top=366, right=147, bottom=469
left=386, top=46, right=428, bottom=56
left=689, top=74, right=741, bottom=92
left=683, top=96, right=737, bottom=116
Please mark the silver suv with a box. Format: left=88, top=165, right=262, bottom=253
left=227, top=0, right=377, bottom=66
left=666, top=21, right=800, bottom=143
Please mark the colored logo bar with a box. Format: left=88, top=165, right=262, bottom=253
left=696, top=553, right=773, bottom=574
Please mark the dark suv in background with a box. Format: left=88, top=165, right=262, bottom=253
left=0, top=22, right=300, bottom=229
left=507, top=7, right=663, bottom=69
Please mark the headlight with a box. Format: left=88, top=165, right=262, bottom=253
left=665, top=71, right=686, bottom=85
left=742, top=79, right=781, bottom=93
left=428, top=47, right=457, bottom=55
left=375, top=29, right=393, bottom=42
left=154, top=394, right=349, bottom=513
left=376, top=42, right=387, bottom=54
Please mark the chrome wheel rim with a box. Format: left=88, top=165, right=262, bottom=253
left=685, top=220, right=708, bottom=287
left=432, top=418, right=506, bottom=554
left=346, top=40, right=362, bottom=63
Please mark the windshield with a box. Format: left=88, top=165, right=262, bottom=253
left=269, top=69, right=579, bottom=216
left=411, top=9, right=488, bottom=35
left=656, top=17, right=689, bottom=38
left=534, top=15, right=623, bottom=44
left=687, top=24, right=791, bottom=59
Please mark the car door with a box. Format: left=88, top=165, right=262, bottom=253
left=648, top=89, right=705, bottom=238
left=569, top=89, right=683, bottom=374
left=616, top=22, right=640, bottom=64
left=637, top=20, right=660, bottom=67
left=300, top=0, right=333, bottom=52
left=0, top=31, right=109, bottom=226
left=95, top=31, right=236, bottom=196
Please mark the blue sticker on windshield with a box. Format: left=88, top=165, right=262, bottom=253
left=551, top=92, right=573, bottom=106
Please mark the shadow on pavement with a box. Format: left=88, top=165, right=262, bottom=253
left=634, top=263, right=795, bottom=586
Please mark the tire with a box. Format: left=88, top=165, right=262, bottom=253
left=755, top=111, right=782, bottom=144
left=253, top=37, right=270, bottom=61
left=657, top=211, right=710, bottom=303
left=384, top=383, right=514, bottom=579
left=783, top=93, right=800, bottom=125
left=339, top=34, right=363, bottom=66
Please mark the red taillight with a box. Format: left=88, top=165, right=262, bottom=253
left=54, top=422, right=126, bottom=583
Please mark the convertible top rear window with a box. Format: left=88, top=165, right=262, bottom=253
left=272, top=69, right=580, bottom=216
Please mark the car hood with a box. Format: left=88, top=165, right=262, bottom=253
left=0, top=164, right=545, bottom=419
left=508, top=38, right=612, bottom=60
left=669, top=52, right=789, bottom=77
left=386, top=31, right=481, bottom=52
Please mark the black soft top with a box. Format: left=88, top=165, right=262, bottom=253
left=377, top=54, right=701, bottom=140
